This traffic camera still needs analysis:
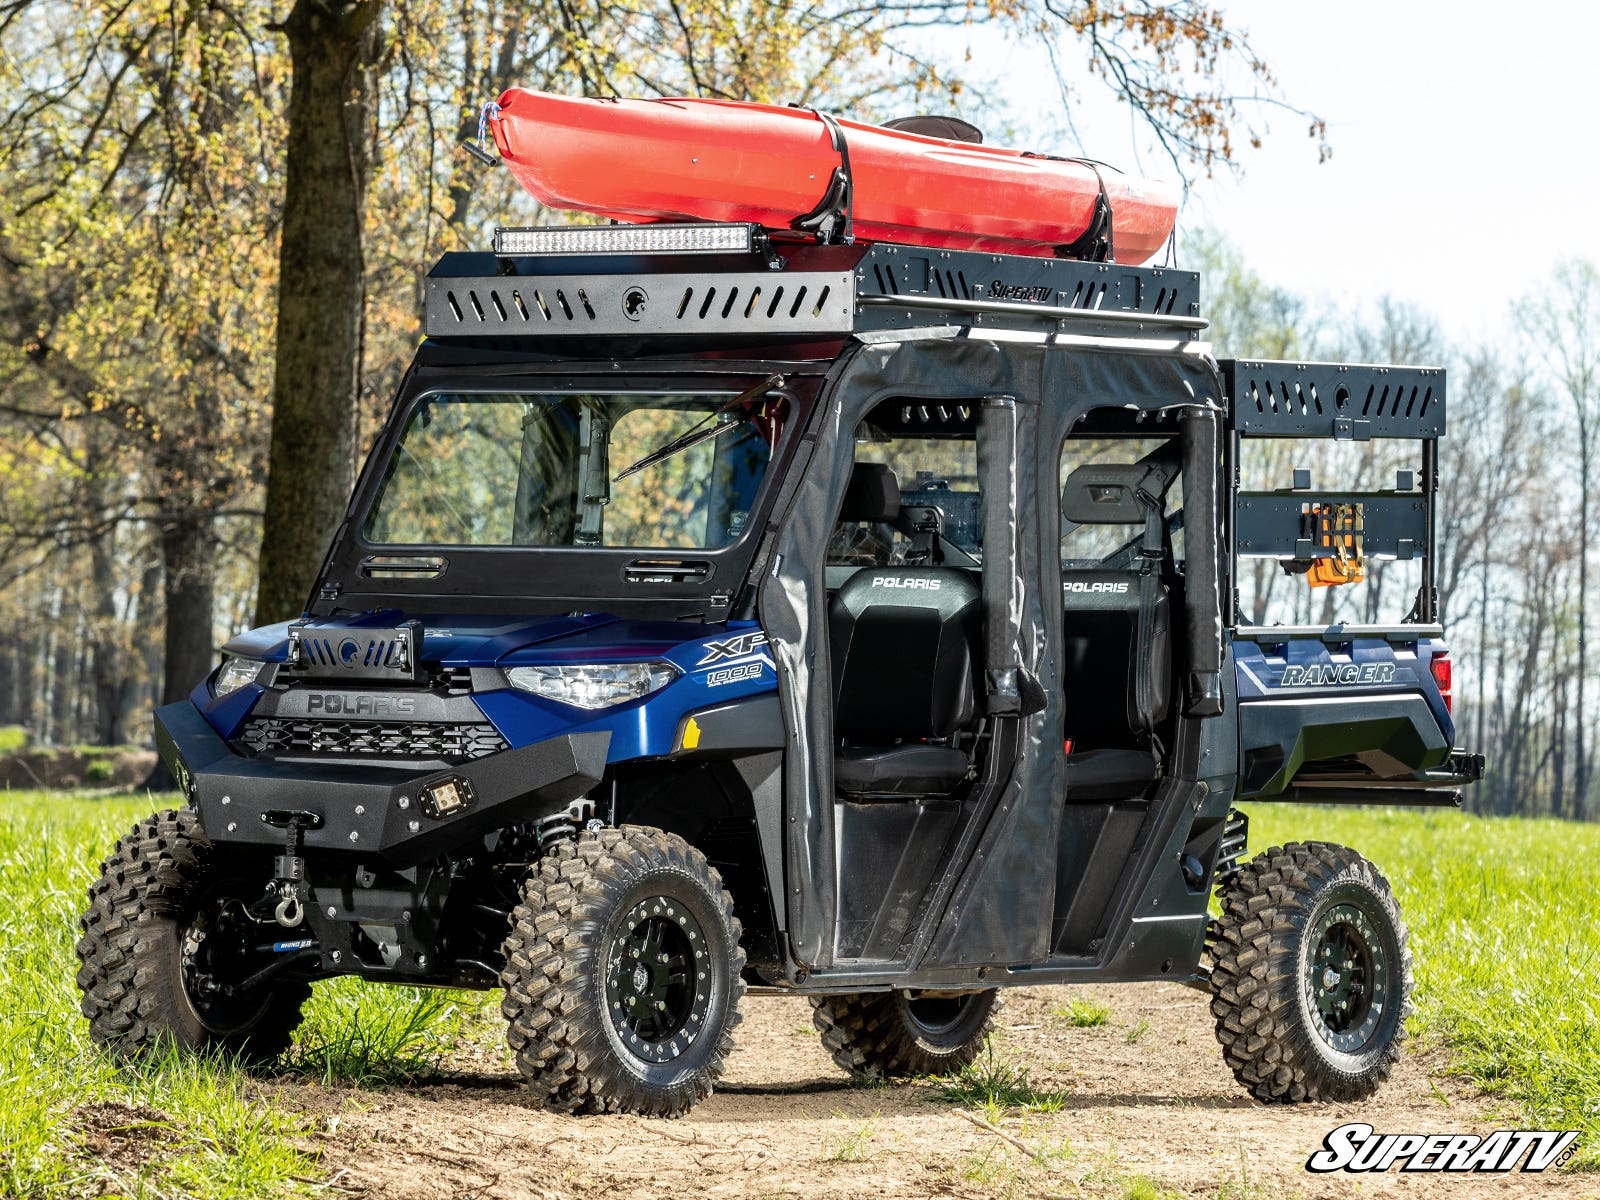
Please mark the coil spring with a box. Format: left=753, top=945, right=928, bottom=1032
left=534, top=798, right=597, bottom=854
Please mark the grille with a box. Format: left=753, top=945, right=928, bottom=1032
left=235, top=718, right=508, bottom=762
left=429, top=667, right=474, bottom=695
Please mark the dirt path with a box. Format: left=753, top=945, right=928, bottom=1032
left=276, top=984, right=1595, bottom=1200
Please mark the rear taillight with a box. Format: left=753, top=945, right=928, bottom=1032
left=1430, top=651, right=1452, bottom=713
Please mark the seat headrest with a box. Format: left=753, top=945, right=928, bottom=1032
left=839, top=462, right=900, bottom=523
left=1063, top=463, right=1166, bottom=525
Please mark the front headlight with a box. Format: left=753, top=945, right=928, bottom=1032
left=505, top=662, right=678, bottom=710
left=214, top=656, right=265, bottom=697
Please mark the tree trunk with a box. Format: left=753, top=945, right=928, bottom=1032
left=50, top=598, right=73, bottom=745
left=129, top=558, right=164, bottom=745
left=89, top=529, right=126, bottom=744
left=256, top=0, right=384, bottom=624
left=161, top=516, right=218, bottom=706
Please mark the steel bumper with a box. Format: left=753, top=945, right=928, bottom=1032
left=155, top=701, right=609, bottom=867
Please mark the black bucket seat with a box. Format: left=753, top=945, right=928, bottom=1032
left=829, top=467, right=982, bottom=799
left=1059, top=460, right=1177, bottom=800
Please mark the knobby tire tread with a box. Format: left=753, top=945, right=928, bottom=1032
left=75, top=808, right=309, bottom=1062
left=809, top=989, right=1000, bottom=1079
left=1207, top=840, right=1412, bottom=1104
left=499, top=825, right=744, bottom=1117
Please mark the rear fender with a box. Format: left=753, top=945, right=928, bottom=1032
left=1233, top=627, right=1453, bottom=796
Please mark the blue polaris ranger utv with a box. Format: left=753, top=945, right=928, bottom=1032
left=77, top=222, right=1482, bottom=1116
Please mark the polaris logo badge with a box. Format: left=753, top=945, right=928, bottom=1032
left=1065, top=580, right=1130, bottom=594
left=1307, top=1123, right=1579, bottom=1173
left=306, top=694, right=418, bottom=716
left=1281, top=663, right=1397, bottom=687
left=871, top=576, right=941, bottom=590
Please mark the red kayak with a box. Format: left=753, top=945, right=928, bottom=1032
left=488, top=89, right=1179, bottom=265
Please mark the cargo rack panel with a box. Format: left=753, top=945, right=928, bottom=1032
left=1222, top=359, right=1446, bottom=439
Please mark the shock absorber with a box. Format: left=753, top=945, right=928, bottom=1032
left=534, top=798, right=599, bottom=854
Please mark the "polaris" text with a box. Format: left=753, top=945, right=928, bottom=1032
left=305, top=694, right=417, bottom=716
left=1064, top=580, right=1130, bottom=594
left=871, top=576, right=942, bottom=590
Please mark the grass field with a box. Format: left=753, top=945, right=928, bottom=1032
left=0, top=792, right=1595, bottom=1197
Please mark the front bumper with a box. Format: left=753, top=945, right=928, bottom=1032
left=155, top=701, right=609, bottom=867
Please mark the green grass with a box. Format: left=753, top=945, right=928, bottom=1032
left=825, top=1110, right=879, bottom=1161
left=933, top=1040, right=1067, bottom=1114
left=1248, top=803, right=1600, bottom=1165
left=0, top=725, right=28, bottom=753
left=0, top=791, right=490, bottom=1198
left=1053, top=998, right=1112, bottom=1027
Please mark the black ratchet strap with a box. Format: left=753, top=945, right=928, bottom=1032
left=1024, top=153, right=1116, bottom=263
left=793, top=109, right=855, bottom=245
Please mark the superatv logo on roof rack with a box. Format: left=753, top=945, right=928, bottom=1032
left=987, top=280, right=1056, bottom=304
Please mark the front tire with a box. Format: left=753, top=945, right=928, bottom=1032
left=1208, top=841, right=1412, bottom=1103
left=75, top=809, right=311, bottom=1063
left=499, top=826, right=745, bottom=1116
left=811, top=989, right=1000, bottom=1079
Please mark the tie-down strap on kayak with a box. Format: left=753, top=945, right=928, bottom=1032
left=1023, top=150, right=1117, bottom=263
left=792, top=108, right=856, bottom=246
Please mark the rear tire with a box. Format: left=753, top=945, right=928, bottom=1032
left=75, top=809, right=310, bottom=1063
left=811, top=989, right=1000, bottom=1079
left=1208, top=841, right=1411, bottom=1103
left=499, top=826, right=744, bottom=1116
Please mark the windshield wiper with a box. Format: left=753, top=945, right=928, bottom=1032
left=612, top=374, right=785, bottom=483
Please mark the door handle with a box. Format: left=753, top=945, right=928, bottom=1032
left=624, top=559, right=712, bottom=584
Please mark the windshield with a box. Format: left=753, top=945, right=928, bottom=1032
left=363, top=391, right=788, bottom=549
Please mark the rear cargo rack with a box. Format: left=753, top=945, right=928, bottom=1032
left=1221, top=360, right=1445, bottom=440
left=1220, top=358, right=1448, bottom=625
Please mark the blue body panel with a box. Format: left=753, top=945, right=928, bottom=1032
left=204, top=613, right=779, bottom=764
left=1232, top=632, right=1455, bottom=747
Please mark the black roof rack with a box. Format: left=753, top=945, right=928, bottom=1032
left=423, top=229, right=1203, bottom=343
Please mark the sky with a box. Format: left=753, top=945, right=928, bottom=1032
left=944, top=0, right=1600, bottom=341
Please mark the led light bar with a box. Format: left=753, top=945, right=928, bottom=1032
left=493, top=222, right=760, bottom=257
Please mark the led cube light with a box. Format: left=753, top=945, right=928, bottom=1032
left=493, top=222, right=759, bottom=257
left=419, top=776, right=475, bottom=820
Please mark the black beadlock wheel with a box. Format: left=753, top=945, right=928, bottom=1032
left=811, top=988, right=1001, bottom=1079
left=75, top=809, right=311, bottom=1063
left=499, top=826, right=744, bottom=1116
left=1207, top=840, right=1412, bottom=1103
